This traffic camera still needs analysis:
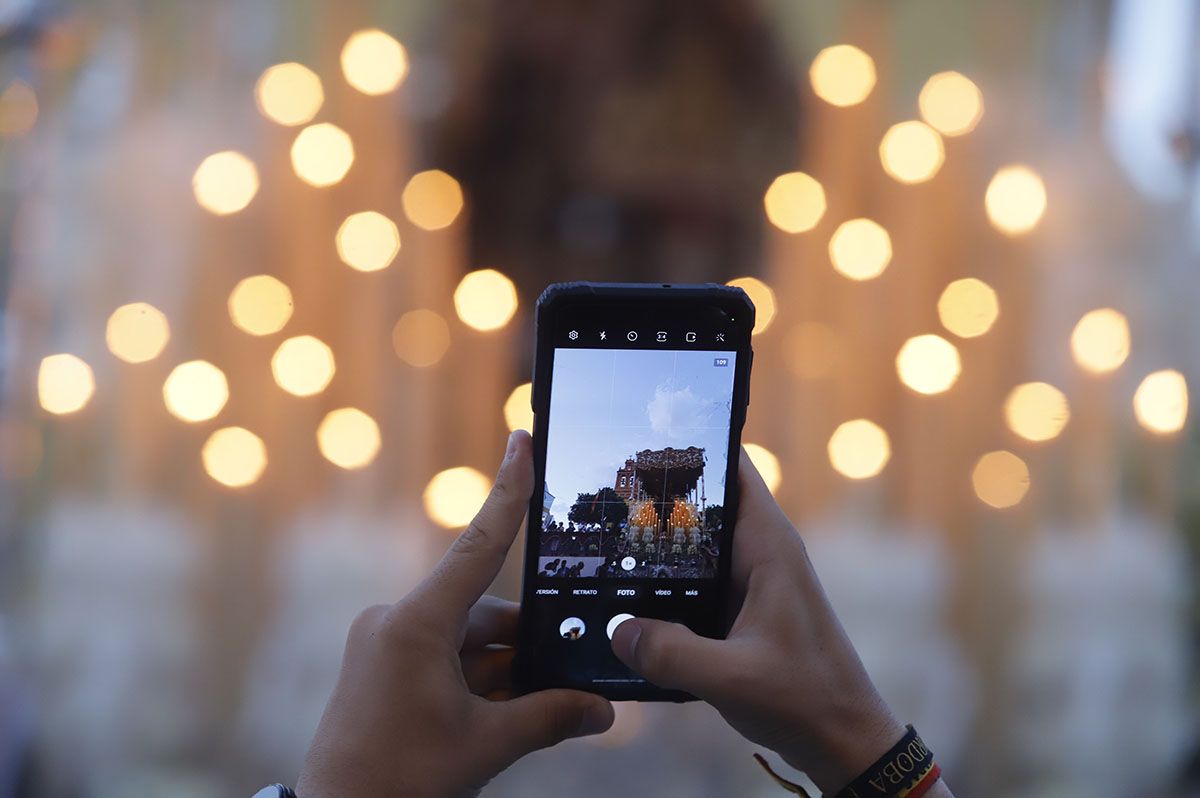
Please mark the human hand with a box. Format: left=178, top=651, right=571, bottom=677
left=610, top=449, right=907, bottom=793
left=297, top=430, right=614, bottom=798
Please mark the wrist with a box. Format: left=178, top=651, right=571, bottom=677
left=780, top=692, right=906, bottom=793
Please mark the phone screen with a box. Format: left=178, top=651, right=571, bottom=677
left=517, top=293, right=751, bottom=698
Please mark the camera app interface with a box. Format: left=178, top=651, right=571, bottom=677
left=539, top=347, right=737, bottom=581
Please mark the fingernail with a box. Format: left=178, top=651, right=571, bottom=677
left=577, top=701, right=614, bottom=736
left=504, top=431, right=519, bottom=460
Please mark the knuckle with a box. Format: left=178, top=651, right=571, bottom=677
left=454, top=518, right=498, bottom=559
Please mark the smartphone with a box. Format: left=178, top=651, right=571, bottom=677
left=513, top=282, right=754, bottom=701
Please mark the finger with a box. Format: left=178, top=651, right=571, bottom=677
left=462, top=595, right=519, bottom=650
left=610, top=617, right=728, bottom=696
left=462, top=647, right=515, bottom=696
left=413, top=431, right=533, bottom=620
left=732, top=447, right=801, bottom=587
left=485, top=689, right=613, bottom=757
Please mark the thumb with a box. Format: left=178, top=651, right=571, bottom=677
left=492, top=690, right=614, bottom=756
left=610, top=617, right=727, bottom=696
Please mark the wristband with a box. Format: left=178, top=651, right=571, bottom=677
left=753, top=725, right=940, bottom=798
left=834, top=725, right=939, bottom=798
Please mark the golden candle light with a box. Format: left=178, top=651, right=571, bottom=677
left=341, top=29, right=409, bottom=95
left=1004, top=382, right=1070, bottom=442
left=504, top=383, right=534, bottom=432
left=402, top=170, right=465, bottom=231
left=880, top=121, right=945, bottom=184
left=743, top=443, right=781, bottom=494
left=763, top=171, right=826, bottom=234
left=972, top=450, right=1030, bottom=509
left=336, top=211, right=401, bottom=272
left=163, top=360, right=229, bottom=422
left=228, top=275, right=294, bottom=336
left=271, top=335, right=336, bottom=397
left=38, top=354, right=95, bottom=415
left=937, top=278, right=999, bottom=338
left=202, top=426, right=267, bottom=488
left=193, top=151, right=259, bottom=215
left=255, top=62, right=324, bottom=126
left=291, top=123, right=355, bottom=187
left=1070, top=308, right=1129, bottom=374
left=896, top=334, right=961, bottom=395
left=317, top=408, right=382, bottom=469
left=106, top=303, right=170, bottom=363
left=392, top=309, right=451, bottom=367
left=1133, top=369, right=1188, bottom=435
left=827, top=419, right=891, bottom=480
left=918, top=71, right=984, bottom=136
left=454, top=269, right=518, bottom=331
left=828, top=218, right=892, bottom=281
left=425, top=467, right=492, bottom=528
left=985, top=165, right=1046, bottom=235
left=809, top=45, right=876, bottom=107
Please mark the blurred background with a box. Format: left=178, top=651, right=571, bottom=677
left=1, top=0, right=1198, bottom=795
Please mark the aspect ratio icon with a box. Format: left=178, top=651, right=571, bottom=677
left=626, top=331, right=638, bottom=342
left=656, top=331, right=667, bottom=342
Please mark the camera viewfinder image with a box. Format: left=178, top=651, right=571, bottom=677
left=539, top=348, right=736, bottom=579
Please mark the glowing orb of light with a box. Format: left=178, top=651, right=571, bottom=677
left=193, top=151, right=259, bottom=215
left=424, top=466, right=492, bottom=528
left=896, top=334, right=961, bottom=395
left=106, top=302, right=170, bottom=363
left=38, top=354, right=95, bottom=415
left=317, top=407, right=382, bottom=469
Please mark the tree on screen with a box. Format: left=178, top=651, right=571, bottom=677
left=568, top=487, right=629, bottom=526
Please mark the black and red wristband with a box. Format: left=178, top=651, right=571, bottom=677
left=754, top=725, right=940, bottom=798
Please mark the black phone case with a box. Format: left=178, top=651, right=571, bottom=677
left=513, top=281, right=755, bottom=702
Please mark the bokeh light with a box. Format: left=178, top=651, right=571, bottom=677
left=937, top=278, right=999, bottom=338
left=402, top=170, right=465, bottom=231
left=782, top=322, right=840, bottom=380
left=336, top=211, right=401, bottom=272
left=317, top=408, right=382, bottom=469
left=1070, top=308, right=1129, bottom=374
left=1004, top=382, right=1070, bottom=442
left=106, top=302, right=170, bottom=363
left=202, top=427, right=267, bottom=488
left=879, top=121, right=945, bottom=184
left=192, top=151, right=259, bottom=215
left=341, top=29, right=409, bottom=95
left=1133, top=369, right=1188, bottom=435
left=827, top=419, right=891, bottom=480
left=918, top=71, right=984, bottom=136
left=163, top=360, right=229, bottom=422
left=424, top=466, right=492, bottom=528
left=228, top=275, right=294, bottom=336
left=0, top=79, right=38, bottom=137
left=504, top=383, right=534, bottom=432
left=255, top=62, right=324, bottom=126
left=828, top=218, right=892, bottom=280
left=726, top=277, right=776, bottom=334
left=271, top=335, right=336, bottom=397
left=38, top=354, right=95, bottom=415
left=290, top=123, right=355, bottom=187
left=392, top=309, right=452, bottom=367
left=985, top=165, right=1046, bottom=235
left=763, top=171, right=826, bottom=234
left=972, top=450, right=1030, bottom=509
left=454, top=269, right=518, bottom=331
left=743, top=443, right=781, bottom=494
left=808, top=45, right=876, bottom=107
left=896, top=334, right=961, bottom=395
